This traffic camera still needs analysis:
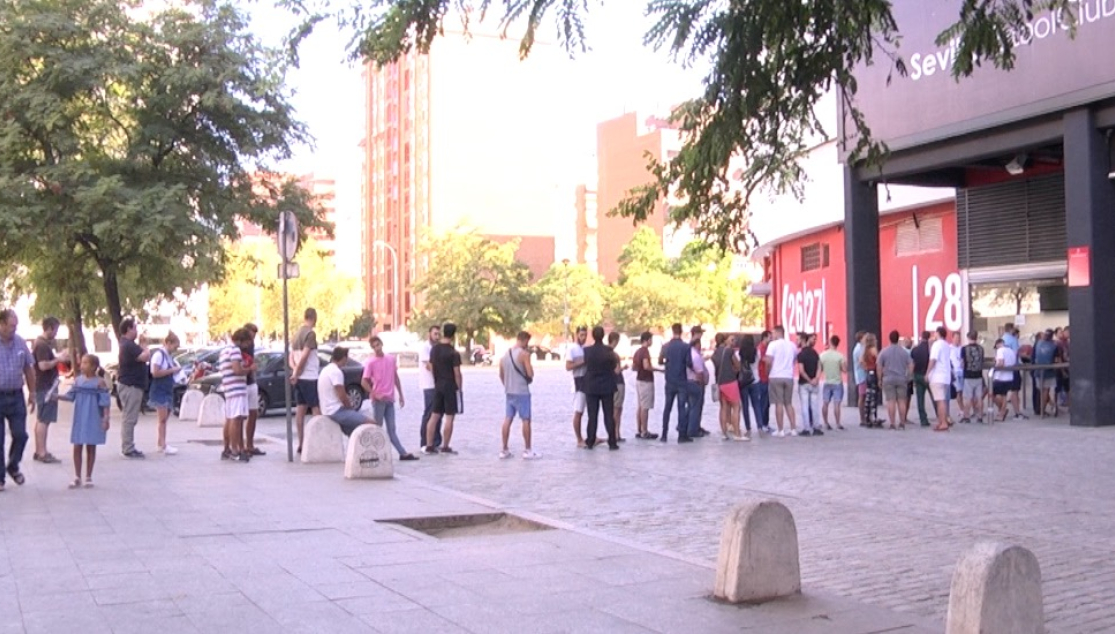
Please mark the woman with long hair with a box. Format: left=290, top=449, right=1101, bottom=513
left=738, top=334, right=761, bottom=437
left=861, top=333, right=881, bottom=428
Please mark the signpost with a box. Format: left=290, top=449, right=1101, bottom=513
left=278, top=211, right=300, bottom=462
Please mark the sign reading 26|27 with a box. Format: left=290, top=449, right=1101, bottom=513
left=782, top=281, right=827, bottom=335
left=912, top=266, right=964, bottom=334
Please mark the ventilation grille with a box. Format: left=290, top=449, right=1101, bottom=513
left=957, top=173, right=1066, bottom=269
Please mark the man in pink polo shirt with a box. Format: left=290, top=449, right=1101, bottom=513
left=361, top=336, right=419, bottom=461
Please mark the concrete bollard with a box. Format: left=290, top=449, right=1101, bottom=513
left=713, top=500, right=801, bottom=604
left=178, top=389, right=204, bottom=421
left=300, top=415, right=346, bottom=464
left=343, top=424, right=394, bottom=479
left=196, top=394, right=225, bottom=428
left=946, top=542, right=1043, bottom=634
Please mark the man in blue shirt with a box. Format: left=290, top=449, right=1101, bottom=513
left=0, top=309, right=36, bottom=490
left=1033, top=329, right=1060, bottom=418
left=1001, top=324, right=1025, bottom=420
left=657, top=323, right=691, bottom=442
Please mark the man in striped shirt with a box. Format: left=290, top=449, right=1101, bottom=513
left=220, top=328, right=254, bottom=462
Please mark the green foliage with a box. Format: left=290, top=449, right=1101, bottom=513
left=209, top=238, right=362, bottom=340
left=528, top=262, right=608, bottom=338
left=299, top=0, right=1070, bottom=251
left=412, top=229, right=539, bottom=346
left=0, top=0, right=324, bottom=336
left=347, top=309, right=377, bottom=339
left=616, top=227, right=670, bottom=283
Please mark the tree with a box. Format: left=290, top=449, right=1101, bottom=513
left=208, top=238, right=362, bottom=341
left=347, top=309, right=377, bottom=339
left=293, top=0, right=1072, bottom=250
left=0, top=0, right=325, bottom=339
left=617, top=227, right=670, bottom=284
left=529, top=262, right=608, bottom=338
left=412, top=229, right=539, bottom=351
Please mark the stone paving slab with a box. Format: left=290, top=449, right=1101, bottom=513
left=1, top=399, right=935, bottom=634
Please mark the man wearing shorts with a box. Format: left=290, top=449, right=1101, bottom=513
left=289, top=308, right=321, bottom=453
left=220, top=328, right=253, bottom=462
left=960, top=331, right=986, bottom=423
left=764, top=326, right=798, bottom=437
left=242, top=323, right=264, bottom=456
left=818, top=335, right=845, bottom=430
left=1002, top=324, right=1026, bottom=420
left=423, top=323, right=462, bottom=455
left=565, top=326, right=588, bottom=447
left=499, top=331, right=538, bottom=459
left=632, top=332, right=658, bottom=440
left=31, top=317, right=68, bottom=464
left=926, top=326, right=952, bottom=432
left=876, top=330, right=912, bottom=429
left=992, top=338, right=1017, bottom=421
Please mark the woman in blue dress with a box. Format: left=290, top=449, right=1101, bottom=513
left=59, top=354, right=111, bottom=489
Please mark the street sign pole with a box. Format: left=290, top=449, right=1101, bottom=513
left=278, top=211, right=299, bottom=463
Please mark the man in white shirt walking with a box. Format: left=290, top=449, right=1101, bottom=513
left=764, top=326, right=798, bottom=437
left=926, top=326, right=953, bottom=432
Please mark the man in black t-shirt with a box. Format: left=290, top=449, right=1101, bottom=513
left=424, top=322, right=463, bottom=455
left=909, top=331, right=932, bottom=427
left=32, top=317, right=69, bottom=464
left=795, top=334, right=821, bottom=436
left=960, top=331, right=987, bottom=423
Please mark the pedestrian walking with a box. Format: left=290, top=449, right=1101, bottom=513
left=0, top=308, right=36, bottom=490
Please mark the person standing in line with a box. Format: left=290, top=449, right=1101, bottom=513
left=0, top=309, right=36, bottom=490
left=116, top=317, right=151, bottom=459
left=861, top=333, right=881, bottom=427
left=738, top=334, right=761, bottom=437
left=219, top=329, right=254, bottom=461
left=682, top=328, right=708, bottom=443
left=796, top=333, right=822, bottom=436
left=423, top=323, right=463, bottom=455
left=949, top=331, right=965, bottom=421
left=60, top=354, right=111, bottom=489
left=361, top=336, right=419, bottom=461
left=991, top=338, right=1018, bottom=421
left=1001, top=323, right=1026, bottom=420
left=582, top=326, right=620, bottom=450
left=632, top=332, right=659, bottom=440
left=876, top=331, right=913, bottom=430
left=1033, top=329, right=1060, bottom=418
left=756, top=331, right=773, bottom=432
left=606, top=331, right=628, bottom=442
left=765, top=326, right=798, bottom=437
left=851, top=331, right=866, bottom=425
left=909, top=331, right=932, bottom=427
left=960, top=331, right=987, bottom=424
left=565, top=326, right=589, bottom=447
left=417, top=324, right=443, bottom=451
left=242, top=323, right=264, bottom=457
left=148, top=331, right=181, bottom=455
left=818, top=335, right=846, bottom=431
left=31, top=316, right=68, bottom=464
left=497, top=331, right=538, bottom=459
left=713, top=333, right=745, bottom=441
left=658, top=323, right=691, bottom=442
left=926, top=326, right=953, bottom=432
left=289, top=308, right=321, bottom=454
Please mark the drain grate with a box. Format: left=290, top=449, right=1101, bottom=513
left=378, top=512, right=553, bottom=539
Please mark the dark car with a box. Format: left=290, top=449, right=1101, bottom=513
left=189, top=349, right=367, bottom=415
left=528, top=345, right=561, bottom=361
left=107, top=347, right=214, bottom=415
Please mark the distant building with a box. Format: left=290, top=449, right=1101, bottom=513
left=574, top=185, right=598, bottom=273
left=361, top=27, right=577, bottom=329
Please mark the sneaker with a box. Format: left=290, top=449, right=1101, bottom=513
left=122, top=450, right=145, bottom=459
left=221, top=450, right=231, bottom=460
left=645, top=432, right=659, bottom=440
left=772, top=430, right=783, bottom=438
left=160, top=445, right=179, bottom=456
left=812, top=429, right=824, bottom=436
left=733, top=435, right=750, bottom=442
left=788, top=430, right=799, bottom=437
left=521, top=450, right=540, bottom=460
left=237, top=453, right=251, bottom=463
left=959, top=418, right=971, bottom=425
left=1014, top=413, right=1028, bottom=420
left=499, top=450, right=512, bottom=459
left=722, top=435, right=731, bottom=442
left=422, top=447, right=438, bottom=455
left=399, top=453, right=419, bottom=461
left=800, top=429, right=813, bottom=437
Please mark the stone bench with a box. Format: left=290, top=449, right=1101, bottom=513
left=714, top=500, right=801, bottom=604
left=344, top=423, right=394, bottom=479
left=178, top=389, right=204, bottom=421
left=196, top=393, right=225, bottom=428
left=946, top=542, right=1042, bottom=634
left=301, top=415, right=347, bottom=464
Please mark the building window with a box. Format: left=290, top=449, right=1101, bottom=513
left=801, top=242, right=828, bottom=272
left=895, top=216, right=944, bottom=257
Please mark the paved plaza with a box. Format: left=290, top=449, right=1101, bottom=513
left=1, top=363, right=1112, bottom=633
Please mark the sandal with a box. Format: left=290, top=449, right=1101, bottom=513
left=83, top=478, right=94, bottom=488
left=68, top=478, right=82, bottom=490
left=933, top=425, right=950, bottom=432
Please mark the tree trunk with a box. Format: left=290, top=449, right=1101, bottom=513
left=100, top=263, right=124, bottom=338
left=66, top=294, right=87, bottom=364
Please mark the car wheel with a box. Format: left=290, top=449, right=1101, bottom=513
left=346, top=385, right=364, bottom=411
left=258, top=390, right=269, bottom=416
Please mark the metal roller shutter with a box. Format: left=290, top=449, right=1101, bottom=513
left=957, top=173, right=1066, bottom=269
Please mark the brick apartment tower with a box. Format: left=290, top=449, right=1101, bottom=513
left=361, top=30, right=575, bottom=330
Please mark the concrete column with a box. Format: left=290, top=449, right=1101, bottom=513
left=843, top=166, right=881, bottom=405
left=1062, top=109, right=1115, bottom=426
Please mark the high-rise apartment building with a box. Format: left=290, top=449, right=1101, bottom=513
left=361, top=28, right=580, bottom=329
left=593, top=111, right=683, bottom=282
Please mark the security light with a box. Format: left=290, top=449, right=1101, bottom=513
left=1005, top=154, right=1027, bottom=176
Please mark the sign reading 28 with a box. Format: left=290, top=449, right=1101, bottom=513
left=912, top=266, right=963, bottom=333
left=782, top=280, right=826, bottom=335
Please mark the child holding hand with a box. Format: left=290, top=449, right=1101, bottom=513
left=59, top=354, right=111, bottom=489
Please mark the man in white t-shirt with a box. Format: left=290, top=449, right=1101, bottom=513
left=565, top=326, right=589, bottom=447
left=991, top=338, right=1019, bottom=421
left=763, top=326, right=798, bottom=437
left=417, top=325, right=442, bottom=449
left=926, top=326, right=953, bottom=432
left=289, top=308, right=321, bottom=453
left=318, top=346, right=377, bottom=436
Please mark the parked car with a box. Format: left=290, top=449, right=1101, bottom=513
left=106, top=347, right=211, bottom=415
left=528, top=345, right=562, bottom=361
left=188, top=349, right=368, bottom=415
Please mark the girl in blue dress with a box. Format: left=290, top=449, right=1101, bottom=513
left=59, top=354, right=111, bottom=489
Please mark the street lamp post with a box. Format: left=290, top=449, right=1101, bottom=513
left=561, top=258, right=571, bottom=342
left=373, top=240, right=399, bottom=330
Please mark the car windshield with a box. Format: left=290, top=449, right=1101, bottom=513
left=175, top=350, right=199, bottom=364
